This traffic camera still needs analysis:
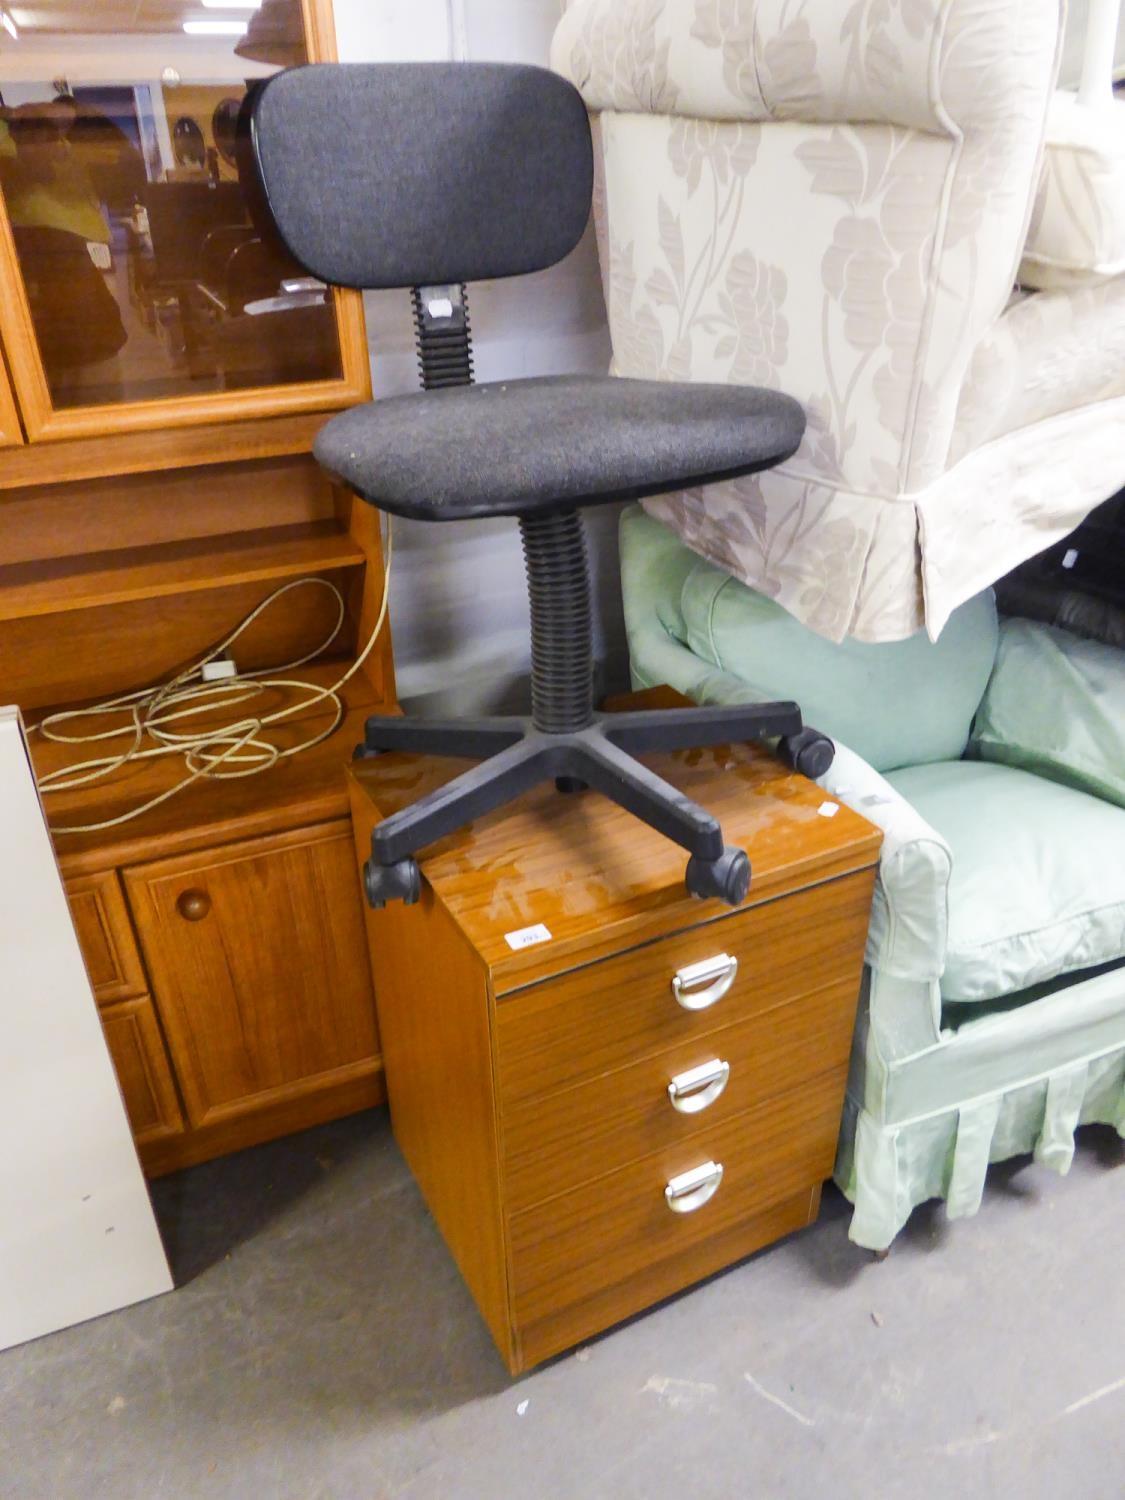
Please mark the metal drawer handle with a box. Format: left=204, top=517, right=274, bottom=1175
left=664, top=1160, right=724, bottom=1214
left=671, top=953, right=738, bottom=1011
left=667, top=1058, right=730, bottom=1115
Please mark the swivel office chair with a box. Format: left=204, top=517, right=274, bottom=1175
left=250, top=62, right=832, bottom=909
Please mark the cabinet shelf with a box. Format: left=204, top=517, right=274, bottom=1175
left=31, top=658, right=384, bottom=875
left=0, top=520, right=365, bottom=622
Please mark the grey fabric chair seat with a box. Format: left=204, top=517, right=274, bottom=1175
left=313, top=374, right=804, bottom=521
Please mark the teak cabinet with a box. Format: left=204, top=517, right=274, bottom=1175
left=349, top=699, right=883, bottom=1373
left=125, top=826, right=379, bottom=1135
left=0, top=0, right=391, bottom=1173
left=64, top=821, right=382, bottom=1175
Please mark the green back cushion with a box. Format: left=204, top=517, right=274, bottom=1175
left=886, top=760, right=1125, bottom=1002
left=971, top=618, right=1125, bottom=807
left=676, top=558, right=998, bottom=773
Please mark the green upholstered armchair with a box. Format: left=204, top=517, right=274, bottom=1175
left=621, top=505, right=1125, bottom=1250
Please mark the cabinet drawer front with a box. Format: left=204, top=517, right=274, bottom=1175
left=124, top=822, right=379, bottom=1127
left=66, top=870, right=147, bottom=1004
left=502, top=978, right=858, bottom=1212
left=100, top=995, right=184, bottom=1144
left=518, top=1186, right=816, bottom=1372
left=496, top=872, right=873, bottom=1109
left=510, top=1078, right=842, bottom=1331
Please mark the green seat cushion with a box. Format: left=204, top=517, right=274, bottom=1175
left=971, top=618, right=1125, bottom=808
left=885, top=760, right=1125, bottom=1004
left=674, top=550, right=998, bottom=774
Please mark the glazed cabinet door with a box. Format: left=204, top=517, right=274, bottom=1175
left=0, top=0, right=368, bottom=444
left=123, top=821, right=380, bottom=1128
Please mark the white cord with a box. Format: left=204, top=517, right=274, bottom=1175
left=35, top=518, right=393, bottom=835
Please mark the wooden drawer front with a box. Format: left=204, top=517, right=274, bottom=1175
left=124, top=822, right=380, bottom=1127
left=100, top=996, right=184, bottom=1144
left=518, top=1186, right=817, bottom=1372
left=510, top=1077, right=842, bottom=1334
left=496, top=871, right=874, bottom=1109
left=66, top=870, right=147, bottom=1004
left=502, top=978, right=858, bottom=1212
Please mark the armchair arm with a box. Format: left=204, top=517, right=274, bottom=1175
left=821, top=746, right=951, bottom=1060
left=553, top=0, right=1062, bottom=135
left=815, top=742, right=952, bottom=984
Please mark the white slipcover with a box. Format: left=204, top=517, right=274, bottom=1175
left=552, top=0, right=1125, bottom=643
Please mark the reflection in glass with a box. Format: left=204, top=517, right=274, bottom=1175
left=0, top=0, right=342, bottom=411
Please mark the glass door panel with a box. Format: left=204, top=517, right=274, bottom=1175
left=0, top=0, right=367, bottom=441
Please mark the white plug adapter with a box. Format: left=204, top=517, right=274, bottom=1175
left=201, top=659, right=239, bottom=683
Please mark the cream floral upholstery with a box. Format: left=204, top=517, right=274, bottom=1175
left=552, top=0, right=1125, bottom=643
left=1021, top=95, right=1125, bottom=288
left=952, top=280, right=1125, bottom=459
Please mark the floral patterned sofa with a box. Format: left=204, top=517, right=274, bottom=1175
left=551, top=0, right=1125, bottom=644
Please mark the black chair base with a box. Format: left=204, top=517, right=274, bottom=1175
left=357, top=705, right=834, bottom=909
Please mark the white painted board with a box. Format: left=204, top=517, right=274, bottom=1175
left=0, top=708, right=172, bottom=1352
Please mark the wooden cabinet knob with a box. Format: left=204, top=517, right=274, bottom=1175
left=176, top=889, right=211, bottom=922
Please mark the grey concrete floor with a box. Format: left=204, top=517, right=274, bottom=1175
left=1, top=1108, right=1122, bottom=1500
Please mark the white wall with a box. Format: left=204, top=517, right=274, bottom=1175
left=333, top=0, right=453, bottom=64
left=333, top=0, right=622, bottom=714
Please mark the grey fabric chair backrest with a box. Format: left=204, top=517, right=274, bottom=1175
left=250, top=62, right=594, bottom=291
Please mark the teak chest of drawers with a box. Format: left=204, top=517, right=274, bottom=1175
left=348, top=698, right=882, bottom=1373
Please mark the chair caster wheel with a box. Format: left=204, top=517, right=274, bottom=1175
left=352, top=742, right=384, bottom=761
left=364, top=857, right=421, bottom=909
left=779, top=727, right=835, bottom=779
left=555, top=776, right=587, bottom=795
left=685, top=846, right=751, bottom=907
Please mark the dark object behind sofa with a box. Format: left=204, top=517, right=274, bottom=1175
left=995, top=487, right=1125, bottom=647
